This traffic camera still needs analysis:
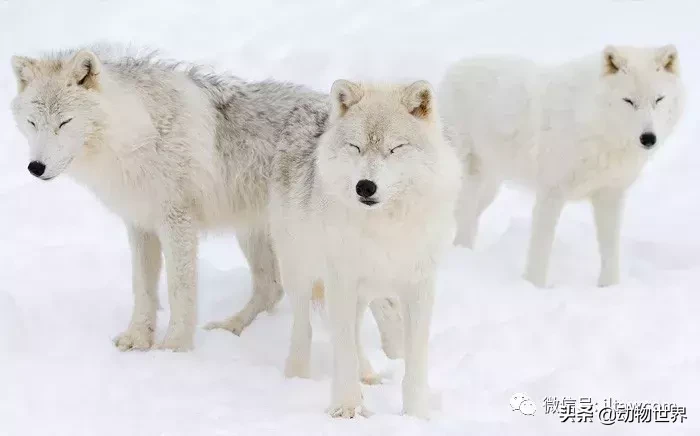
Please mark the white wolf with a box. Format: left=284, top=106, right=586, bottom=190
left=438, top=45, right=685, bottom=287
left=9, top=45, right=403, bottom=355
left=269, top=80, right=461, bottom=418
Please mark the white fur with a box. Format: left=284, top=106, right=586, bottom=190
left=269, top=80, right=461, bottom=418
left=438, top=45, right=685, bottom=287
left=10, top=46, right=406, bottom=356
left=9, top=48, right=303, bottom=351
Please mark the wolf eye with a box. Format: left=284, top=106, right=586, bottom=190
left=27, top=119, right=36, bottom=128
left=623, top=98, right=635, bottom=107
left=390, top=144, right=408, bottom=154
left=655, top=96, right=665, bottom=104
left=348, top=143, right=361, bottom=153
left=59, top=118, right=73, bottom=129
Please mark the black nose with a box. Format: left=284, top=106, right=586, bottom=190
left=28, top=161, right=46, bottom=177
left=640, top=132, right=657, bottom=148
left=355, top=179, right=377, bottom=198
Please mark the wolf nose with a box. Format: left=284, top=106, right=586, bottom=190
left=356, top=179, right=377, bottom=198
left=28, top=161, right=46, bottom=177
left=640, top=132, right=657, bottom=148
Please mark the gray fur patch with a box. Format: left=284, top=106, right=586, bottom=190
left=19, top=43, right=333, bottom=224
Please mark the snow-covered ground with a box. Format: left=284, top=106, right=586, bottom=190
left=1, top=1, right=699, bottom=435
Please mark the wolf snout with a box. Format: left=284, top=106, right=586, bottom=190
left=639, top=132, right=657, bottom=149
left=27, top=161, right=46, bottom=178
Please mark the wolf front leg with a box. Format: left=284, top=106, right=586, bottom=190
left=524, top=193, right=565, bottom=287
left=281, top=272, right=314, bottom=380
left=114, top=225, right=162, bottom=351
left=156, top=208, right=198, bottom=351
left=592, top=188, right=625, bottom=287
left=205, top=227, right=283, bottom=335
left=326, top=274, right=365, bottom=418
left=400, top=277, right=435, bottom=419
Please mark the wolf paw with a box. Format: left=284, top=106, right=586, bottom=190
left=402, top=399, right=430, bottom=419
left=597, top=273, right=619, bottom=287
left=113, top=326, right=153, bottom=351
left=203, top=315, right=247, bottom=336
left=453, top=233, right=476, bottom=249
left=523, top=272, right=548, bottom=289
left=360, top=371, right=383, bottom=385
left=155, top=328, right=193, bottom=352
left=326, top=404, right=372, bottom=419
left=155, top=338, right=193, bottom=352
left=402, top=388, right=431, bottom=419
left=284, top=356, right=311, bottom=379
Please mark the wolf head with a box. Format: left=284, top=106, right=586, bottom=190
left=317, top=80, right=457, bottom=211
left=10, top=50, right=104, bottom=180
left=599, top=44, right=684, bottom=151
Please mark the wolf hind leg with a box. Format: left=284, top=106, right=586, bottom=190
left=204, top=226, right=283, bottom=335
left=311, top=282, right=396, bottom=381
left=454, top=152, right=501, bottom=248
left=369, top=297, right=404, bottom=359
left=357, top=298, right=383, bottom=385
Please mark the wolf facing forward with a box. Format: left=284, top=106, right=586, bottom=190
left=269, top=80, right=461, bottom=418
left=10, top=45, right=403, bottom=354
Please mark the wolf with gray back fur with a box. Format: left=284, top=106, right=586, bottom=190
left=10, top=45, right=403, bottom=354
left=269, top=80, right=461, bottom=418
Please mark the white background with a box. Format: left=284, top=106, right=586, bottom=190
left=1, top=1, right=698, bottom=435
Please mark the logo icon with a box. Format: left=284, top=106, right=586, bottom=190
left=510, top=392, right=537, bottom=416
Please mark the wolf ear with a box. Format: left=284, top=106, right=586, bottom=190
left=11, top=56, right=38, bottom=92
left=68, top=50, right=101, bottom=89
left=402, top=80, right=434, bottom=120
left=656, top=44, right=679, bottom=75
left=330, top=79, right=364, bottom=118
left=603, top=46, right=627, bottom=75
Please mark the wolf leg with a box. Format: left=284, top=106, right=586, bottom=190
left=156, top=208, right=198, bottom=351
left=204, top=227, right=283, bottom=335
left=325, top=273, right=364, bottom=418
left=454, top=153, right=500, bottom=248
left=592, top=188, right=624, bottom=287
left=524, top=192, right=565, bottom=288
left=283, top=276, right=313, bottom=379
left=400, top=278, right=435, bottom=419
left=114, top=225, right=161, bottom=351
left=369, top=297, right=403, bottom=359
left=357, top=299, right=382, bottom=384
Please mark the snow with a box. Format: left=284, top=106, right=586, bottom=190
left=1, top=1, right=699, bottom=435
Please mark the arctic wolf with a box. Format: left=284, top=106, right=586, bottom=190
left=438, top=45, right=684, bottom=287
left=269, top=80, right=461, bottom=418
left=9, top=45, right=403, bottom=354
